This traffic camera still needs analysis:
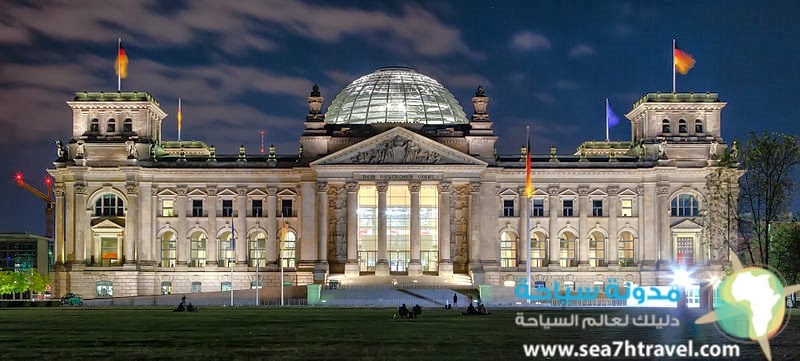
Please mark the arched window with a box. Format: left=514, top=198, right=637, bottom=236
left=661, top=119, right=671, bottom=134
left=249, top=231, right=266, bottom=267
left=96, top=280, right=113, bottom=297
left=106, top=118, right=116, bottom=133
left=678, top=119, right=687, bottom=134
left=219, top=230, right=234, bottom=267
left=161, top=232, right=176, bottom=268
left=670, top=194, right=699, bottom=216
left=281, top=231, right=296, bottom=268
left=95, top=194, right=124, bottom=216
left=695, top=119, right=704, bottom=133
left=589, top=231, right=606, bottom=267
left=500, top=231, right=517, bottom=268
left=123, top=118, right=133, bottom=133
left=619, top=231, right=635, bottom=266
left=530, top=231, right=547, bottom=267
left=90, top=118, right=100, bottom=133
left=559, top=231, right=576, bottom=267
left=190, top=231, right=207, bottom=267
left=161, top=281, right=172, bottom=295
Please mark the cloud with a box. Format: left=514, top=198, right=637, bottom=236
left=510, top=31, right=551, bottom=51
left=555, top=80, right=579, bottom=91
left=534, top=92, right=557, bottom=104
left=569, top=44, right=596, bottom=58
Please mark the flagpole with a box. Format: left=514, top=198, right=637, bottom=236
left=605, top=98, right=609, bottom=142
left=525, top=125, right=532, bottom=300
left=117, top=38, right=122, bottom=92
left=280, top=215, right=285, bottom=306
left=672, top=38, right=676, bottom=93
left=177, top=98, right=182, bottom=143
left=230, top=214, right=235, bottom=307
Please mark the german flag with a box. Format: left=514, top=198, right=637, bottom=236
left=115, top=39, right=128, bottom=79
left=674, top=45, right=695, bottom=75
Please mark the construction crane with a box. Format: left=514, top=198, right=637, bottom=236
left=14, top=173, right=55, bottom=238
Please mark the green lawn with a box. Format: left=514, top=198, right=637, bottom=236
left=0, top=307, right=797, bottom=360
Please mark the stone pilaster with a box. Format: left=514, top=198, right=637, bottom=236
left=517, top=187, right=529, bottom=268
left=577, top=185, right=589, bottom=266
left=314, top=182, right=330, bottom=281
left=206, top=186, right=218, bottom=266
left=54, top=186, right=65, bottom=264
left=657, top=182, right=672, bottom=266
left=408, top=181, right=422, bottom=276
left=344, top=182, right=360, bottom=276
left=73, top=182, right=86, bottom=263
left=547, top=186, right=560, bottom=266
left=266, top=186, right=277, bottom=268
left=607, top=186, right=619, bottom=265
left=176, top=185, right=188, bottom=266
left=375, top=182, right=389, bottom=276
left=468, top=182, right=481, bottom=268
left=123, top=182, right=138, bottom=268
left=437, top=181, right=452, bottom=275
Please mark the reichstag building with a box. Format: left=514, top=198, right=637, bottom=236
left=48, top=67, right=732, bottom=298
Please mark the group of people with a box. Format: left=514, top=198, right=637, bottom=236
left=395, top=303, right=422, bottom=319
left=463, top=302, right=490, bottom=316
left=174, top=295, right=198, bottom=312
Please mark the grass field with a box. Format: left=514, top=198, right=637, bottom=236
left=0, top=307, right=797, bottom=360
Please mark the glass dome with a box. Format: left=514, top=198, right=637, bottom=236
left=324, top=67, right=469, bottom=125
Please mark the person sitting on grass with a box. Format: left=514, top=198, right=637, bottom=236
left=477, top=303, right=490, bottom=315
left=412, top=304, right=422, bottom=318
left=398, top=303, right=410, bottom=318
left=463, top=302, right=478, bottom=315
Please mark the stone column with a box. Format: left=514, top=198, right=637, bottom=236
left=547, top=185, right=560, bottom=266
left=638, top=185, right=651, bottom=266
left=375, top=182, right=389, bottom=276
left=235, top=186, right=247, bottom=265
left=345, top=182, right=360, bottom=276
left=577, top=185, right=589, bottom=266
left=517, top=188, right=528, bottom=268
left=124, top=183, right=138, bottom=267
left=149, top=187, right=159, bottom=265
left=437, top=181, right=452, bottom=275
left=176, top=185, right=188, bottom=266
left=408, top=181, right=422, bottom=276
left=64, top=182, right=75, bottom=263
left=73, top=182, right=86, bottom=263
left=657, top=182, right=672, bottom=265
left=607, top=186, right=619, bottom=265
left=266, top=186, right=277, bottom=268
left=299, top=182, right=317, bottom=268
left=136, top=183, right=152, bottom=265
left=54, top=187, right=65, bottom=264
left=468, top=182, right=481, bottom=267
left=316, top=182, right=329, bottom=268
left=206, top=187, right=218, bottom=266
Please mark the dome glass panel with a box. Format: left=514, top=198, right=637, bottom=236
left=324, top=67, right=469, bottom=125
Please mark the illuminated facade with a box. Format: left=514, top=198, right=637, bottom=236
left=48, top=67, right=735, bottom=298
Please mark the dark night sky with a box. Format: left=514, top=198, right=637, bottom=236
left=1, top=0, right=798, bottom=235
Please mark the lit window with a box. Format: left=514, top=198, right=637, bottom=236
left=500, top=231, right=517, bottom=268
left=559, top=232, right=576, bottom=267
left=620, top=199, right=633, bottom=217
left=219, top=230, right=234, bottom=267
left=191, top=282, right=202, bottom=293
left=619, top=231, right=635, bottom=266
left=589, top=232, right=605, bottom=267
left=357, top=186, right=378, bottom=272
left=190, top=231, right=206, bottom=267
left=95, top=194, right=124, bottom=216
left=249, top=231, right=266, bottom=267
left=96, top=281, right=113, bottom=298
left=281, top=231, right=296, bottom=268
left=161, top=232, right=176, bottom=268
left=161, top=281, right=172, bottom=295
left=221, top=282, right=231, bottom=292
left=162, top=199, right=175, bottom=217
left=530, top=231, right=547, bottom=267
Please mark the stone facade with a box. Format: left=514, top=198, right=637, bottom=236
left=48, top=69, right=738, bottom=298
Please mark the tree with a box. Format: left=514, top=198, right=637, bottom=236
left=704, top=166, right=744, bottom=263
left=25, top=269, right=50, bottom=295
left=770, top=222, right=800, bottom=286
left=738, top=132, right=800, bottom=266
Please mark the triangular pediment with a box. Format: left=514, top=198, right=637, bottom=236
left=187, top=188, right=207, bottom=197
left=671, top=219, right=703, bottom=230
left=498, top=188, right=519, bottom=197
left=311, top=127, right=487, bottom=166
left=90, top=218, right=125, bottom=230
left=618, top=189, right=638, bottom=197
left=247, top=189, right=267, bottom=197
left=277, top=188, right=297, bottom=197
left=217, top=189, right=238, bottom=197
left=157, top=188, right=177, bottom=197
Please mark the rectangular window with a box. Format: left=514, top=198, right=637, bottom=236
left=191, top=282, right=202, bottom=293
left=621, top=199, right=633, bottom=217
left=222, top=200, right=233, bottom=217
left=252, top=199, right=263, bottom=217
left=192, top=199, right=203, bottom=217
left=532, top=199, right=544, bottom=217
left=562, top=199, right=574, bottom=217
left=592, top=200, right=603, bottom=217
left=502, top=199, right=514, bottom=217
left=281, top=199, right=293, bottom=217
left=162, top=199, right=174, bottom=217
left=221, top=282, right=232, bottom=292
